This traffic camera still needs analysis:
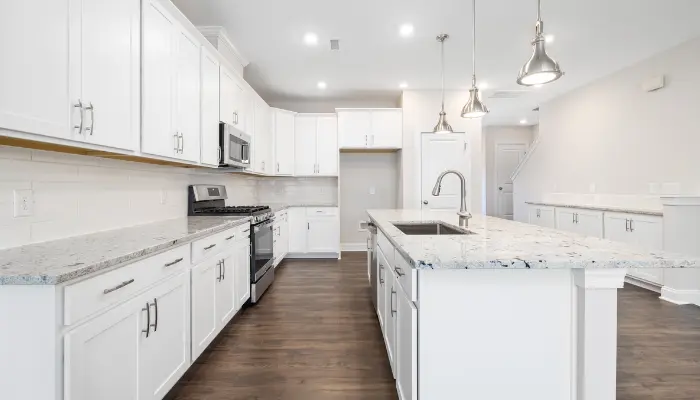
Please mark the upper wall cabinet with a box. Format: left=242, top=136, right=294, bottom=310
left=252, top=96, right=272, bottom=174
left=272, top=108, right=295, bottom=175
left=142, top=0, right=201, bottom=162
left=200, top=47, right=220, bottom=166
left=337, top=109, right=402, bottom=150
left=294, top=114, right=338, bottom=176
left=1, top=0, right=140, bottom=151
left=219, top=67, right=247, bottom=129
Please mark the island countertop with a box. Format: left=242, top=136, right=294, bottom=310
left=367, top=209, right=700, bottom=270
left=0, top=216, right=251, bottom=285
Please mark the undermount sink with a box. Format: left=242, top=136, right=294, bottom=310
left=392, top=222, right=475, bottom=236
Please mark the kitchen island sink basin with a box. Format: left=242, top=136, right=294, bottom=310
left=391, top=222, right=474, bottom=235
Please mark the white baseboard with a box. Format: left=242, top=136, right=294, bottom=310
left=341, top=243, right=366, bottom=252
left=624, top=276, right=661, bottom=293
left=286, top=252, right=340, bottom=259
left=659, top=286, right=700, bottom=306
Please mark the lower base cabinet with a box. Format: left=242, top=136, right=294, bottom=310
left=287, top=207, right=340, bottom=256
left=396, top=285, right=417, bottom=400
left=65, top=271, right=190, bottom=400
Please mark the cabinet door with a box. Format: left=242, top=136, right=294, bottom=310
left=174, top=28, right=201, bottom=162
left=141, top=0, right=177, bottom=158
left=294, top=115, right=318, bottom=176
left=287, top=208, right=308, bottom=253
left=77, top=0, right=139, bottom=150
left=576, top=210, right=604, bottom=238
left=377, top=248, right=388, bottom=330
left=370, top=109, right=402, bottom=148
left=274, top=110, right=295, bottom=175
left=200, top=48, right=220, bottom=166
left=235, top=240, right=251, bottom=309
left=139, top=272, right=190, bottom=400
left=273, top=219, right=281, bottom=263
left=216, top=252, right=236, bottom=327
left=555, top=209, right=577, bottom=234
left=307, top=215, right=340, bottom=253
left=338, top=110, right=371, bottom=148
left=316, top=115, right=338, bottom=176
left=396, top=290, right=417, bottom=400
left=191, top=258, right=218, bottom=361
left=539, top=207, right=556, bottom=228
left=253, top=97, right=271, bottom=173
left=630, top=216, right=664, bottom=284
left=384, top=267, right=397, bottom=377
left=528, top=207, right=541, bottom=226
left=603, top=213, right=631, bottom=243
left=0, top=0, right=72, bottom=139
left=281, top=216, right=290, bottom=257
left=65, top=296, right=142, bottom=400
left=219, top=67, right=236, bottom=125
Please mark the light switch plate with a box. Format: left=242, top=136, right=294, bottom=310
left=13, top=189, right=34, bottom=217
left=369, top=186, right=376, bottom=195
left=160, top=190, right=168, bottom=205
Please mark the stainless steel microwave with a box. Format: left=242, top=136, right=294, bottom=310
left=219, top=122, right=251, bottom=168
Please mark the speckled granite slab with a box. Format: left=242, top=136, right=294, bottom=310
left=269, top=203, right=338, bottom=213
left=525, top=201, right=663, bottom=216
left=0, top=217, right=251, bottom=285
left=367, top=209, right=700, bottom=270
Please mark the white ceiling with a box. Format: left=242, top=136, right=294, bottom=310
left=172, top=0, right=700, bottom=126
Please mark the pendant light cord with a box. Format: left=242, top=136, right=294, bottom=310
left=472, top=0, right=477, bottom=87
left=537, top=0, right=542, bottom=21
left=441, top=36, right=446, bottom=112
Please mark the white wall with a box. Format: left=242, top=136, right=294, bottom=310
left=484, top=126, right=534, bottom=216
left=401, top=90, right=485, bottom=213
left=268, top=98, right=400, bottom=114
left=339, top=153, right=399, bottom=246
left=513, top=36, right=700, bottom=222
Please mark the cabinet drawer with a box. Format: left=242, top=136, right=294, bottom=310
left=393, top=252, right=417, bottom=302
left=377, top=231, right=394, bottom=267
left=306, top=207, right=338, bottom=216
left=64, top=245, right=190, bottom=325
left=191, top=226, right=239, bottom=265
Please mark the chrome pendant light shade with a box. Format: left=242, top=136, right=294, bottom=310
left=461, top=0, right=489, bottom=119
left=516, top=0, right=563, bottom=86
left=433, top=34, right=453, bottom=133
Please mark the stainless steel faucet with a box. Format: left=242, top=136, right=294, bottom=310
left=432, top=170, right=472, bottom=228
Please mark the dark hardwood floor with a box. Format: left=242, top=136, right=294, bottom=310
left=167, top=253, right=700, bottom=400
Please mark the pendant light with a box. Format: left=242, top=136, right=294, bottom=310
left=516, top=0, right=563, bottom=86
left=433, top=34, right=453, bottom=133
left=461, top=0, right=489, bottom=119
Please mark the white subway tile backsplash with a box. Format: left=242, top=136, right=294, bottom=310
left=0, top=145, right=31, bottom=160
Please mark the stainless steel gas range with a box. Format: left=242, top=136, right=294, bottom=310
left=188, top=184, right=274, bottom=303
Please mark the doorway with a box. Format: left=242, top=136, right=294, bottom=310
left=495, top=143, right=527, bottom=219
left=420, top=133, right=470, bottom=211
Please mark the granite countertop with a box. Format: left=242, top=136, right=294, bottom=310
left=0, top=216, right=251, bottom=285
left=368, top=209, right=700, bottom=270
left=269, top=203, right=338, bottom=213
left=525, top=201, right=663, bottom=216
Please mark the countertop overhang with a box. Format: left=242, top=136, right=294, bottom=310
left=367, top=209, right=700, bottom=270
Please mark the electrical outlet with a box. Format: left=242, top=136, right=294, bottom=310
left=13, top=189, right=34, bottom=217
left=588, top=183, right=596, bottom=193
left=369, top=186, right=376, bottom=195
left=160, top=190, right=168, bottom=205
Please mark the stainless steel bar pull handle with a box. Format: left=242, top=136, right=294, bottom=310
left=221, top=259, right=225, bottom=280
left=74, top=100, right=84, bottom=134
left=164, top=257, right=184, bottom=267
left=103, top=279, right=135, bottom=294
left=203, top=243, right=217, bottom=250
left=630, top=219, right=634, bottom=232
left=390, top=289, right=396, bottom=316
left=142, top=302, right=151, bottom=338
left=225, top=235, right=235, bottom=241
left=150, top=298, right=158, bottom=332
left=216, top=260, right=222, bottom=282
left=85, top=103, right=94, bottom=135
left=625, top=219, right=630, bottom=232
left=395, top=267, right=405, bottom=277
left=174, top=133, right=179, bottom=152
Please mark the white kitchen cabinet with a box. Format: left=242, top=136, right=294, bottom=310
left=293, top=114, right=338, bottom=176
left=190, top=257, right=218, bottom=361
left=253, top=97, right=273, bottom=174
left=219, top=66, right=246, bottom=129
left=272, top=109, right=296, bottom=175
left=337, top=109, right=402, bottom=149
left=307, top=215, right=341, bottom=253
left=287, top=207, right=340, bottom=256
left=234, top=237, right=251, bottom=309
left=273, top=209, right=289, bottom=266
left=64, top=294, right=142, bottom=400
left=215, top=251, right=236, bottom=327
left=555, top=208, right=603, bottom=238
left=528, top=205, right=555, bottom=228
left=604, top=212, right=664, bottom=285
left=65, top=271, right=189, bottom=400
left=200, top=48, right=220, bottom=166
left=396, top=281, right=418, bottom=400
left=384, top=263, right=397, bottom=377
left=139, top=272, right=190, bottom=400
left=377, top=247, right=388, bottom=330
left=288, top=208, right=308, bottom=254
left=142, top=0, right=200, bottom=162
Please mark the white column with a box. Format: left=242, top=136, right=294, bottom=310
left=660, top=196, right=700, bottom=305
left=572, top=269, right=626, bottom=400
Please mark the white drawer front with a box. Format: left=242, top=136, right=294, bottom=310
left=394, top=252, right=416, bottom=302
left=191, top=227, right=238, bottom=265
left=377, top=231, right=394, bottom=267
left=64, top=245, right=190, bottom=325
left=306, top=207, right=338, bottom=216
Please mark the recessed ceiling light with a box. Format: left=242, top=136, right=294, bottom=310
left=520, top=119, right=528, bottom=124
left=304, top=32, right=319, bottom=46
left=399, top=82, right=408, bottom=89
left=545, top=34, right=554, bottom=43
left=317, top=81, right=327, bottom=89
left=399, top=24, right=414, bottom=37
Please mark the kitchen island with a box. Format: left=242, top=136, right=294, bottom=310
left=367, top=209, right=700, bottom=400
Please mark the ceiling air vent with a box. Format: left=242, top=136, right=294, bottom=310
left=330, top=39, right=340, bottom=51
left=488, top=90, right=528, bottom=99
